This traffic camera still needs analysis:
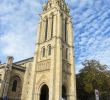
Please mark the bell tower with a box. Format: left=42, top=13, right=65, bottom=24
left=23, top=0, right=76, bottom=100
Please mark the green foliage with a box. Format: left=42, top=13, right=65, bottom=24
left=84, top=83, right=93, bottom=93
left=76, top=59, right=110, bottom=100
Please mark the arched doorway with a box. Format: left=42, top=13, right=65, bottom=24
left=62, top=86, right=67, bottom=100
left=40, top=84, right=49, bottom=100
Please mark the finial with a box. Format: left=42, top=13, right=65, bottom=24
left=6, top=56, right=14, bottom=66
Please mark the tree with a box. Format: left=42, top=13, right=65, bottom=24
left=76, top=59, right=110, bottom=100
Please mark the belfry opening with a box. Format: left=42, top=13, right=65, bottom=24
left=40, top=84, right=49, bottom=100
left=62, top=86, right=67, bottom=100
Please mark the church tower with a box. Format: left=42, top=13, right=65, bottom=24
left=23, top=0, right=76, bottom=100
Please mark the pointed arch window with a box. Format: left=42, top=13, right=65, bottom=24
left=50, top=3, right=52, bottom=8
left=62, top=86, right=67, bottom=100
left=51, top=15, right=54, bottom=38
left=42, top=47, right=45, bottom=57
left=45, top=18, right=48, bottom=41
left=12, top=80, right=17, bottom=92
left=65, top=18, right=67, bottom=42
left=66, top=48, right=68, bottom=59
left=57, top=1, right=59, bottom=5
left=0, top=74, right=2, bottom=83
left=48, top=45, right=51, bottom=55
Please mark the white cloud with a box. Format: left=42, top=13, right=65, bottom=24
left=0, top=0, right=110, bottom=73
left=0, top=0, right=42, bottom=62
left=0, top=32, right=35, bottom=61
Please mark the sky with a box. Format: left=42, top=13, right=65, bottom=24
left=0, top=0, right=110, bottom=73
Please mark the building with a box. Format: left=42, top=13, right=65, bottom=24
left=0, top=0, right=76, bottom=100
left=0, top=57, right=33, bottom=99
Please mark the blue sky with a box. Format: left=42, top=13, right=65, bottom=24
left=0, top=0, right=110, bottom=72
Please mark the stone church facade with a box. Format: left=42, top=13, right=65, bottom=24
left=0, top=57, right=33, bottom=100
left=0, top=0, right=76, bottom=100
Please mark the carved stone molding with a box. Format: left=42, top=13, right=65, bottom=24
left=36, top=60, right=51, bottom=72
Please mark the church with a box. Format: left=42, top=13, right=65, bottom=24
left=0, top=0, right=76, bottom=100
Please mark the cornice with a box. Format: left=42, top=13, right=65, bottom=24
left=15, top=57, right=34, bottom=65
left=12, top=64, right=26, bottom=72
left=36, top=36, right=74, bottom=48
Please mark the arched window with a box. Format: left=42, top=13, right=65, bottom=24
left=42, top=47, right=45, bottom=57
left=66, top=48, right=68, bottom=59
left=0, top=74, right=2, bottom=83
left=45, top=18, right=48, bottom=41
left=51, top=15, right=54, bottom=38
left=48, top=45, right=51, bottom=55
left=65, top=18, right=67, bottom=42
left=8, top=76, right=22, bottom=99
left=50, top=3, right=52, bottom=8
left=12, top=80, right=17, bottom=92
left=62, top=86, right=67, bottom=100
left=57, top=1, right=60, bottom=6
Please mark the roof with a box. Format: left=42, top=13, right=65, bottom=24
left=14, top=57, right=33, bottom=65
left=0, top=57, right=34, bottom=71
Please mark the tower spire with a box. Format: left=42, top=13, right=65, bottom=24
left=23, top=0, right=76, bottom=99
left=43, top=0, right=69, bottom=14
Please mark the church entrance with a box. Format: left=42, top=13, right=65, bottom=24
left=62, top=86, right=67, bottom=100
left=40, top=84, right=49, bottom=100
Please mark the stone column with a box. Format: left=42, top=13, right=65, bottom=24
left=49, top=44, right=55, bottom=100
left=37, top=93, right=40, bottom=100
left=2, top=56, right=13, bottom=98
left=24, top=22, right=41, bottom=100
left=38, top=21, right=42, bottom=43
left=25, top=55, right=36, bottom=100
left=48, top=13, right=57, bottom=100
left=54, top=10, right=62, bottom=100
left=6, top=56, right=13, bottom=67
left=21, top=67, right=28, bottom=99
left=68, top=19, right=76, bottom=100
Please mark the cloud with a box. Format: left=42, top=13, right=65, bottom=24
left=0, top=0, right=42, bottom=62
left=68, top=0, right=110, bottom=72
left=0, top=0, right=110, bottom=73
